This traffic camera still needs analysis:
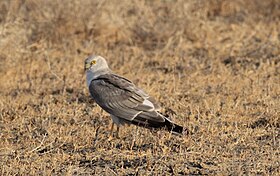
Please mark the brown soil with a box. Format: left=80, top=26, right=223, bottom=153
left=0, top=0, right=279, bottom=175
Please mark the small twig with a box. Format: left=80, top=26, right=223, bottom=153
left=27, top=134, right=47, bottom=154
left=106, top=167, right=117, bottom=176
left=92, top=126, right=100, bottom=147
left=45, top=54, right=63, bottom=81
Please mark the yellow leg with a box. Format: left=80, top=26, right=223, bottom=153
left=130, top=126, right=137, bottom=150
left=116, top=126, right=120, bottom=139
left=108, top=123, right=114, bottom=141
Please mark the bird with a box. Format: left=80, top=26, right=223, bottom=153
left=84, top=55, right=185, bottom=138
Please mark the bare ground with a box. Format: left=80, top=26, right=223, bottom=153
left=0, top=0, right=279, bottom=175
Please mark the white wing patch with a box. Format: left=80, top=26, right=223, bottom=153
left=143, top=99, right=155, bottom=110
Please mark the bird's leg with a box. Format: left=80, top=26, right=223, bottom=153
left=130, top=126, right=137, bottom=150
left=116, top=126, right=120, bottom=139
left=108, top=123, right=114, bottom=141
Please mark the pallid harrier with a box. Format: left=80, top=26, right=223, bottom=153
left=85, top=55, right=184, bottom=138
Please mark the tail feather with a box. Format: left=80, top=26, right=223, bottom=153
left=164, top=120, right=184, bottom=134
left=130, top=117, right=186, bottom=134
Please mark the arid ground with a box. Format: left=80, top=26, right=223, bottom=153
left=0, top=0, right=279, bottom=175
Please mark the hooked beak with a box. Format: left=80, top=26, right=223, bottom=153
left=84, top=63, right=91, bottom=71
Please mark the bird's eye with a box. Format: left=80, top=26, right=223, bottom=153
left=91, top=60, right=96, bottom=65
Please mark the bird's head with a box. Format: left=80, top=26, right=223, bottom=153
left=84, top=55, right=109, bottom=73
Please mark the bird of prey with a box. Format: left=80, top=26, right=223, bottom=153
left=84, top=55, right=185, bottom=138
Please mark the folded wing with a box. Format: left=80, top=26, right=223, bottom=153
left=89, top=74, right=165, bottom=125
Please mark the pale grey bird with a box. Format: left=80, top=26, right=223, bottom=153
left=84, top=55, right=184, bottom=138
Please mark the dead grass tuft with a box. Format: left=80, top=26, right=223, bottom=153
left=0, top=0, right=279, bottom=175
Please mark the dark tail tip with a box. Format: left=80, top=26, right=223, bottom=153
left=165, top=121, right=188, bottom=135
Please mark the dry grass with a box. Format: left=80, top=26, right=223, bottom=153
left=0, top=0, right=279, bottom=175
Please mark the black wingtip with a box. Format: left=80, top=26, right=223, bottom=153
left=130, top=118, right=188, bottom=135
left=165, top=121, right=188, bottom=135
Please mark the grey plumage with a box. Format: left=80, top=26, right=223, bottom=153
left=85, top=55, right=184, bottom=135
